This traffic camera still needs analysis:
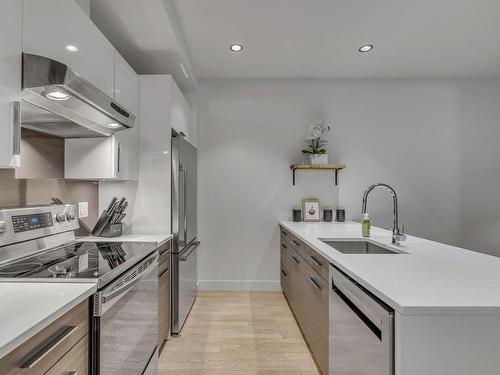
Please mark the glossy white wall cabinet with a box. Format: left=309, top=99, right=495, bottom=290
left=113, top=52, right=140, bottom=180
left=65, top=136, right=121, bottom=180
left=170, top=79, right=196, bottom=147
left=64, top=52, right=139, bottom=181
left=23, top=0, right=115, bottom=97
left=0, top=0, right=22, bottom=168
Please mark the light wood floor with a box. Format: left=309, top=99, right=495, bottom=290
left=158, top=292, right=320, bottom=375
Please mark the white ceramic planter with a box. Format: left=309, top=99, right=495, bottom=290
left=307, top=153, right=328, bottom=165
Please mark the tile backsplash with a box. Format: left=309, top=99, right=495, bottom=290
left=0, top=169, right=99, bottom=229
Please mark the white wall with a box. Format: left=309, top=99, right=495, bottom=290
left=197, top=78, right=500, bottom=291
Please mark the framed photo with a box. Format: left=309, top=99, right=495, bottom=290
left=302, top=199, right=320, bottom=222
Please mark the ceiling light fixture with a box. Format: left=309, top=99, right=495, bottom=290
left=65, top=45, right=78, bottom=52
left=359, top=44, right=374, bottom=53
left=107, top=123, right=121, bottom=129
left=230, top=44, right=243, bottom=52
left=45, top=90, right=70, bottom=101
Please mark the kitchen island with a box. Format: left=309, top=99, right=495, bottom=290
left=280, top=220, right=500, bottom=375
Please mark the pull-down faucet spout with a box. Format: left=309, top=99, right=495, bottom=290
left=362, top=183, right=406, bottom=244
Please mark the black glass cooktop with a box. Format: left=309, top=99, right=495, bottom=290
left=0, top=241, right=155, bottom=280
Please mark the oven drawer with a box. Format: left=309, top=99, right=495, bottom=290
left=45, top=334, right=88, bottom=375
left=0, top=299, right=88, bottom=375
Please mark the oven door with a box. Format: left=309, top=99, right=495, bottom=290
left=92, top=252, right=158, bottom=375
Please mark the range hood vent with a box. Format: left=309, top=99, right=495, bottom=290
left=21, top=53, right=135, bottom=138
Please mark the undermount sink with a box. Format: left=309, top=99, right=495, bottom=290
left=320, top=240, right=406, bottom=254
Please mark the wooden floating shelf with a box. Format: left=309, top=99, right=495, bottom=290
left=290, top=163, right=346, bottom=186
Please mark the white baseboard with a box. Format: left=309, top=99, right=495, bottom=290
left=197, top=280, right=281, bottom=292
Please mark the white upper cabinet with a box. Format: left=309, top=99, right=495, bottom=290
left=170, top=78, right=196, bottom=147
left=113, top=52, right=139, bottom=181
left=23, top=0, right=115, bottom=97
left=64, top=51, right=139, bottom=181
left=0, top=0, right=22, bottom=168
left=114, top=52, right=139, bottom=116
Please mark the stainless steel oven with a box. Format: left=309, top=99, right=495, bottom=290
left=330, top=265, right=394, bottom=375
left=92, top=251, right=158, bottom=375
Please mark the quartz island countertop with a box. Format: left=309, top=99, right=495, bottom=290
left=280, top=220, right=500, bottom=315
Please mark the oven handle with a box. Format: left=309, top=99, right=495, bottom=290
left=101, top=253, right=158, bottom=305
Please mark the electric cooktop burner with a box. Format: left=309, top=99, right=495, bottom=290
left=0, top=241, right=156, bottom=281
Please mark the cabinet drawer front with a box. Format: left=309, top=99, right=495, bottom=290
left=158, top=266, right=171, bottom=350
left=44, top=334, right=88, bottom=375
left=279, top=226, right=291, bottom=243
left=280, top=241, right=289, bottom=272
left=0, top=299, right=89, bottom=375
left=301, top=262, right=329, bottom=375
left=302, top=245, right=329, bottom=281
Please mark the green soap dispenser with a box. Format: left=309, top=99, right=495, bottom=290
left=362, top=213, right=371, bottom=237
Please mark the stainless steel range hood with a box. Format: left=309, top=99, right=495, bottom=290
left=21, top=53, right=135, bottom=138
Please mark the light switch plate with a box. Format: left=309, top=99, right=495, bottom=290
left=78, top=201, right=88, bottom=218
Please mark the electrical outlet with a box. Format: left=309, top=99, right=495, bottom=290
left=78, top=202, right=88, bottom=218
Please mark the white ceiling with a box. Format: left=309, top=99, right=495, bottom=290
left=90, top=0, right=197, bottom=91
left=172, top=0, right=500, bottom=78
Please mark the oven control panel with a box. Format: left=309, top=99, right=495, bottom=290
left=0, top=204, right=79, bottom=247
left=12, top=212, right=54, bottom=233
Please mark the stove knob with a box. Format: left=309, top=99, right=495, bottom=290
left=66, top=212, right=76, bottom=221
left=0, top=221, right=6, bottom=234
left=56, top=213, right=66, bottom=222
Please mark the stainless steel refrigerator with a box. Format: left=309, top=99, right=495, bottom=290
left=171, top=130, right=199, bottom=334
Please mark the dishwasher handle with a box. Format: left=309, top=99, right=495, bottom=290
left=333, top=285, right=382, bottom=340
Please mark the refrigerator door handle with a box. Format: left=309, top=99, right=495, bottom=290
left=179, top=241, right=200, bottom=261
left=183, top=164, right=187, bottom=245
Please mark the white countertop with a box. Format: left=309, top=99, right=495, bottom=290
left=0, top=282, right=97, bottom=360
left=78, top=233, right=172, bottom=247
left=280, top=221, right=500, bottom=315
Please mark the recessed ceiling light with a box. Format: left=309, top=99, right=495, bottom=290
left=65, top=45, right=78, bottom=52
left=230, top=44, right=243, bottom=52
left=45, top=90, right=70, bottom=101
left=107, top=123, right=121, bottom=129
left=359, top=44, right=374, bottom=53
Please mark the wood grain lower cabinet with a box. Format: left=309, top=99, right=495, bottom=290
left=45, top=334, right=88, bottom=375
left=279, top=226, right=329, bottom=375
left=280, top=241, right=290, bottom=299
left=0, top=299, right=89, bottom=375
left=158, top=241, right=172, bottom=353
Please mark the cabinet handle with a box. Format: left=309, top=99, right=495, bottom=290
left=291, top=240, right=300, bottom=247
left=309, top=277, right=322, bottom=290
left=12, top=101, right=21, bottom=157
left=67, top=372, right=78, bottom=375
left=281, top=243, right=287, bottom=249
left=281, top=230, right=287, bottom=236
left=309, top=255, right=323, bottom=266
left=117, top=142, right=121, bottom=174
left=291, top=256, right=300, bottom=264
left=281, top=269, right=287, bottom=277
left=21, top=326, right=78, bottom=368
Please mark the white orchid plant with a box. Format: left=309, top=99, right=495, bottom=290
left=302, top=121, right=331, bottom=155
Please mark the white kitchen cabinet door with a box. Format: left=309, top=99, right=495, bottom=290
left=65, top=133, right=137, bottom=181
left=113, top=52, right=140, bottom=181
left=170, top=78, right=196, bottom=146
left=0, top=0, right=22, bottom=168
left=114, top=52, right=139, bottom=116
left=23, top=0, right=115, bottom=98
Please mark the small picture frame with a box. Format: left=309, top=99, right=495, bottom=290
left=302, top=199, right=320, bottom=222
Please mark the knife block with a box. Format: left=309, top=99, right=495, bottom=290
left=100, top=222, right=123, bottom=237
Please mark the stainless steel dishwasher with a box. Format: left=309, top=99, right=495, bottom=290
left=330, top=265, right=394, bottom=375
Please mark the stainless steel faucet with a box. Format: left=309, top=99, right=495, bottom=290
left=362, top=183, right=406, bottom=244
